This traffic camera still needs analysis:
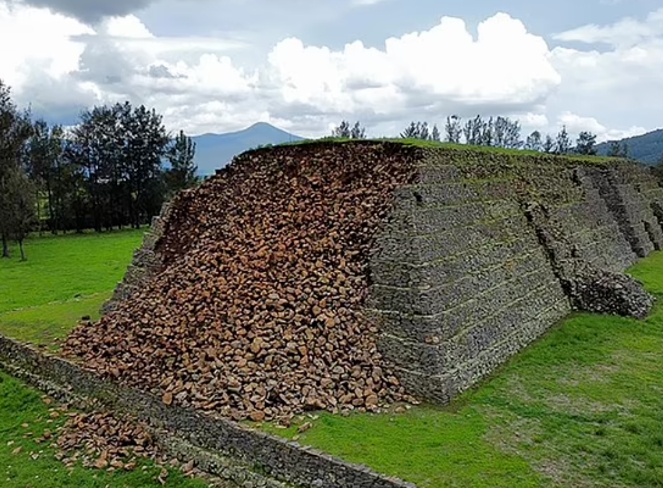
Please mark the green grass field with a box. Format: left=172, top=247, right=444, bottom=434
left=0, top=230, right=145, bottom=348
left=2, top=231, right=663, bottom=487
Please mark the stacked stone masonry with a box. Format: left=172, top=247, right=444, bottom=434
left=367, top=147, right=658, bottom=405
left=101, top=200, right=175, bottom=314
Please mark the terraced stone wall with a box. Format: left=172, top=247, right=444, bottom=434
left=368, top=148, right=656, bottom=404
left=585, top=165, right=663, bottom=258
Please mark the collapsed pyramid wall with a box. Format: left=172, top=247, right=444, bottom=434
left=368, top=148, right=659, bottom=404
left=71, top=142, right=422, bottom=423
left=94, top=142, right=662, bottom=416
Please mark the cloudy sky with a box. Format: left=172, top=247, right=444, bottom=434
left=0, top=0, right=661, bottom=141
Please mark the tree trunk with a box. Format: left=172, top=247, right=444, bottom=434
left=18, top=240, right=26, bottom=261
left=1, top=234, right=9, bottom=258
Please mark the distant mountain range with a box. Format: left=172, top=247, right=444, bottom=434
left=595, top=128, right=663, bottom=166
left=190, top=122, right=663, bottom=176
left=192, top=122, right=305, bottom=175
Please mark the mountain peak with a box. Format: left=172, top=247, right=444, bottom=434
left=193, top=123, right=304, bottom=175
left=248, top=121, right=274, bottom=129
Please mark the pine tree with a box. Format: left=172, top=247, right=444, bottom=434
left=543, top=134, right=555, bottom=153
left=165, top=130, right=199, bottom=197
left=575, top=131, right=597, bottom=155
left=431, top=124, right=440, bottom=142
left=331, top=121, right=351, bottom=138
left=554, top=126, right=571, bottom=154
left=350, top=121, right=366, bottom=139
left=444, top=115, right=462, bottom=143
left=525, top=131, right=543, bottom=152
left=401, top=121, right=433, bottom=140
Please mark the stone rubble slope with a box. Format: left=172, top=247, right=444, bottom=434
left=63, top=142, right=419, bottom=424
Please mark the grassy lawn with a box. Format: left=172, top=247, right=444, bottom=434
left=262, top=252, right=663, bottom=488
left=0, top=229, right=144, bottom=348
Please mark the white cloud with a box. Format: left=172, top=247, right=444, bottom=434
left=556, top=111, right=647, bottom=142
left=0, top=4, right=661, bottom=141
left=517, top=113, right=549, bottom=129
left=553, top=8, right=663, bottom=48
left=0, top=5, right=564, bottom=137
left=0, top=3, right=93, bottom=88
left=267, top=12, right=561, bottom=129
left=546, top=10, right=663, bottom=139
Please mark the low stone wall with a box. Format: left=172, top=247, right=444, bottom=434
left=0, top=334, right=415, bottom=488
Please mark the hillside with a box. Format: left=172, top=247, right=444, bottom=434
left=596, top=128, right=663, bottom=165
left=192, top=122, right=304, bottom=175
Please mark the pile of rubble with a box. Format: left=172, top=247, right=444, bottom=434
left=568, top=269, right=655, bottom=320
left=523, top=200, right=655, bottom=319
left=54, top=411, right=161, bottom=472
left=50, top=409, right=203, bottom=484
left=63, top=142, right=419, bottom=424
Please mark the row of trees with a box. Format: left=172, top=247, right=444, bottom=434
left=0, top=79, right=199, bottom=260
left=332, top=115, right=632, bottom=158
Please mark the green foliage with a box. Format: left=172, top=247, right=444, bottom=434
left=262, top=252, right=663, bottom=488
left=542, top=134, right=555, bottom=153
left=444, top=115, right=462, bottom=143
left=400, top=121, right=431, bottom=140
left=575, top=131, right=598, bottom=155
left=0, top=80, right=35, bottom=258
left=25, top=119, right=64, bottom=234
left=525, top=130, right=543, bottom=152
left=331, top=120, right=366, bottom=139
left=554, top=125, right=571, bottom=154
left=3, top=165, right=37, bottom=260
left=607, top=140, right=630, bottom=159
left=1, top=78, right=174, bottom=236
left=430, top=124, right=440, bottom=142
left=165, top=130, right=199, bottom=197
left=65, top=101, right=170, bottom=231
left=407, top=115, right=523, bottom=148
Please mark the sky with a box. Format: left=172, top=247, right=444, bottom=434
left=0, top=0, right=662, bottom=141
